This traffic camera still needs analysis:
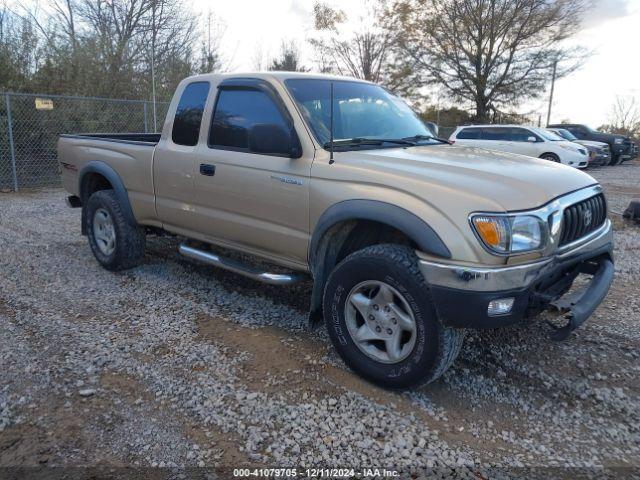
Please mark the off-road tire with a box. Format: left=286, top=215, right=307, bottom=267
left=84, top=190, right=145, bottom=271
left=323, top=244, right=465, bottom=389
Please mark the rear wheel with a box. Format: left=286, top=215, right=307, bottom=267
left=323, top=244, right=464, bottom=389
left=540, top=152, right=560, bottom=163
left=84, top=190, right=146, bottom=271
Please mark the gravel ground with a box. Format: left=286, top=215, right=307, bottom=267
left=0, top=160, right=639, bottom=478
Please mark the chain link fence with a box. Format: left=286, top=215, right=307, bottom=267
left=0, top=92, right=546, bottom=192
left=0, top=93, right=170, bottom=191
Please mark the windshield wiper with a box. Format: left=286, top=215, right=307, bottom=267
left=323, top=137, right=417, bottom=149
left=402, top=134, right=450, bottom=145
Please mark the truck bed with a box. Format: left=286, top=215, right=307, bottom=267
left=57, top=132, right=159, bottom=225
left=60, top=133, right=161, bottom=145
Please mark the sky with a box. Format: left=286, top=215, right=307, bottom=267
left=193, top=0, right=640, bottom=128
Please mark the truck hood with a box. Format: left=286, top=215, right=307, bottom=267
left=595, top=131, right=629, bottom=141
left=347, top=144, right=597, bottom=211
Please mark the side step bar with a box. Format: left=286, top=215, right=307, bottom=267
left=178, top=243, right=306, bottom=286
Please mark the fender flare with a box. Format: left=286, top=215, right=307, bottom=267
left=309, top=199, right=451, bottom=266
left=306, top=200, right=451, bottom=329
left=78, top=161, right=137, bottom=228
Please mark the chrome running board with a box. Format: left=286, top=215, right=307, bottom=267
left=178, top=243, right=306, bottom=286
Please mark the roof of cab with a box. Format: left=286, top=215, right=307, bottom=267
left=179, top=71, right=372, bottom=86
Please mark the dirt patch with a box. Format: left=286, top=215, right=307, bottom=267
left=0, top=424, right=55, bottom=466
left=0, top=396, right=125, bottom=468
left=196, top=313, right=339, bottom=396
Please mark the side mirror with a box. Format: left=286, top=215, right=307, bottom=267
left=249, top=123, right=300, bottom=158
left=527, top=136, right=537, bottom=143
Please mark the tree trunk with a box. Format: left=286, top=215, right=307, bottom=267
left=475, top=99, right=490, bottom=123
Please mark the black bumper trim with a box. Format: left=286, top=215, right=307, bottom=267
left=430, top=243, right=614, bottom=336
left=548, top=258, right=614, bottom=340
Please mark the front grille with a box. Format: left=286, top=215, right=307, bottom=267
left=559, top=194, right=607, bottom=246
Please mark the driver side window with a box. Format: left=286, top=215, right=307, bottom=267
left=209, top=89, right=289, bottom=152
left=510, top=128, right=532, bottom=142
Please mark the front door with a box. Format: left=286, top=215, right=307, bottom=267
left=506, top=127, right=540, bottom=157
left=192, top=81, right=312, bottom=266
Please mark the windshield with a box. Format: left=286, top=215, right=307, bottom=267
left=285, top=79, right=436, bottom=148
left=555, top=128, right=577, bottom=141
left=532, top=127, right=565, bottom=141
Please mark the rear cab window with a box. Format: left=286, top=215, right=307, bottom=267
left=171, top=82, right=210, bottom=146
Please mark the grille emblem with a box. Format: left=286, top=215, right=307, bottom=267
left=583, top=208, right=592, bottom=227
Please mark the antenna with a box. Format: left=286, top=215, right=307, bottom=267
left=329, top=82, right=335, bottom=164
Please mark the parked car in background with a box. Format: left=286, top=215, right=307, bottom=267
left=547, top=123, right=635, bottom=165
left=547, top=127, right=611, bottom=166
left=450, top=125, right=589, bottom=168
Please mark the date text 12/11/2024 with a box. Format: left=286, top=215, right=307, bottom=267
left=232, top=468, right=400, bottom=478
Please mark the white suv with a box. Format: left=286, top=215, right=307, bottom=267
left=450, top=125, right=589, bottom=168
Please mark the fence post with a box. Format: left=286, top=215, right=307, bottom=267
left=5, top=94, right=18, bottom=192
left=143, top=102, right=149, bottom=133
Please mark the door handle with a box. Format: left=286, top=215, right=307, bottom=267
left=199, top=164, right=216, bottom=176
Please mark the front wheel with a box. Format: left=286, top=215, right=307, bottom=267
left=323, top=244, right=464, bottom=389
left=540, top=153, right=560, bottom=163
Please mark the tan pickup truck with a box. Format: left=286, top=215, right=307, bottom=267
left=58, top=72, right=614, bottom=388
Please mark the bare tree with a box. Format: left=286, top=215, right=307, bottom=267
left=600, top=96, right=640, bottom=138
left=309, top=1, right=420, bottom=102
left=198, top=10, right=226, bottom=73
left=385, top=0, right=588, bottom=122
left=0, top=3, right=43, bottom=91
left=251, top=42, right=266, bottom=71
left=269, top=40, right=307, bottom=72
left=310, top=2, right=388, bottom=81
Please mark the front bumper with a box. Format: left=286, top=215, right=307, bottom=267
left=590, top=151, right=610, bottom=166
left=419, top=220, right=614, bottom=336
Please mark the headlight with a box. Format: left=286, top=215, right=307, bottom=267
left=559, top=144, right=580, bottom=153
left=615, top=138, right=623, bottom=144
left=471, top=215, right=545, bottom=254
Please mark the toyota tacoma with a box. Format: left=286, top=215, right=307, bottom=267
left=58, top=73, right=615, bottom=388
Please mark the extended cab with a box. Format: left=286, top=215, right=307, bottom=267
left=58, top=73, right=614, bottom=388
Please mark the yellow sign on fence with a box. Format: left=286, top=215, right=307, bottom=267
left=35, top=98, right=54, bottom=110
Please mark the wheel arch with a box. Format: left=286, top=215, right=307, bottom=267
left=307, top=200, right=451, bottom=328
left=78, top=161, right=137, bottom=234
left=539, top=152, right=560, bottom=161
